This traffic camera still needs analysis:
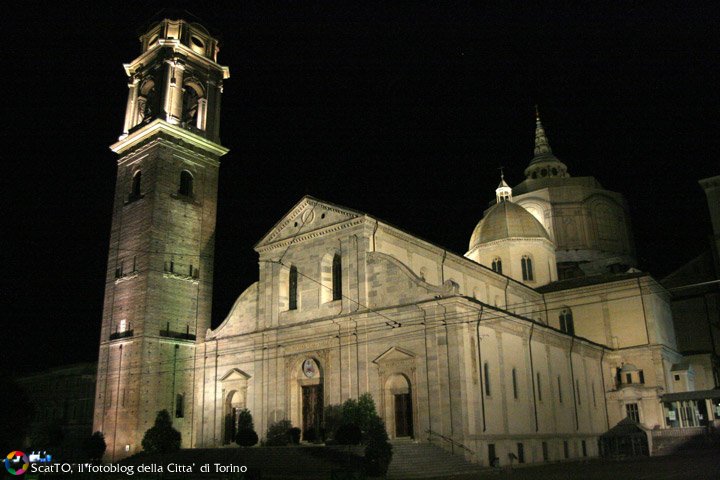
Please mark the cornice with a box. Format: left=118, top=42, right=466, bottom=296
left=111, top=119, right=229, bottom=157
left=124, top=39, right=230, bottom=79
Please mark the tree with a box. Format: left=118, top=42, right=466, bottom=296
left=82, top=432, right=106, bottom=461
left=335, top=423, right=362, bottom=445
left=363, top=415, right=393, bottom=476
left=341, top=393, right=377, bottom=434
left=323, top=404, right=343, bottom=442
left=141, top=410, right=181, bottom=454
left=234, top=409, right=258, bottom=447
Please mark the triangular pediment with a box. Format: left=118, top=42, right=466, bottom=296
left=373, top=346, right=416, bottom=364
left=254, top=196, right=365, bottom=250
left=220, top=368, right=251, bottom=382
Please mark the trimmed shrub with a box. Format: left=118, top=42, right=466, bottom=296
left=141, top=410, right=181, bottom=454
left=335, top=423, right=362, bottom=445
left=237, top=408, right=254, bottom=430
left=235, top=409, right=258, bottom=447
left=265, top=419, right=292, bottom=446
left=288, top=427, right=301, bottom=444
left=235, top=428, right=259, bottom=447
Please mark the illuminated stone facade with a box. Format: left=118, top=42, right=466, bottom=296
left=94, top=18, right=718, bottom=466
left=93, top=19, right=229, bottom=461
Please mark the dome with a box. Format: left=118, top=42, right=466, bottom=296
left=469, top=201, right=550, bottom=250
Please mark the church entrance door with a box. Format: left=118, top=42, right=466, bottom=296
left=394, top=393, right=413, bottom=437
left=302, top=384, right=323, bottom=441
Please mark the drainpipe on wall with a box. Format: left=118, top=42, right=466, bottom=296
left=569, top=337, right=579, bottom=430
left=475, top=305, right=487, bottom=432
left=372, top=219, right=378, bottom=252
left=600, top=348, right=610, bottom=430
left=637, top=278, right=651, bottom=345
left=437, top=301, right=454, bottom=454
left=441, top=250, right=447, bottom=284
left=417, top=305, right=432, bottom=438
left=504, top=278, right=510, bottom=311
left=529, top=323, right=539, bottom=432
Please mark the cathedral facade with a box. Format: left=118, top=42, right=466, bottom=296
left=93, top=18, right=719, bottom=465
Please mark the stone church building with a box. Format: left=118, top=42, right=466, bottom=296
left=93, top=18, right=720, bottom=464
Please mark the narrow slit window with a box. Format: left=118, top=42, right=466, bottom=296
left=592, top=383, right=597, bottom=407
left=557, top=375, right=563, bottom=403
left=576, top=379, right=581, bottom=405
left=175, top=394, right=184, bottom=418
left=332, top=253, right=342, bottom=300
left=537, top=372, right=542, bottom=401
left=289, top=266, right=298, bottom=310
left=484, top=362, right=491, bottom=396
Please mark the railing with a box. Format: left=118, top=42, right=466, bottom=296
left=109, top=330, right=133, bottom=340
left=426, top=430, right=475, bottom=457
left=159, top=329, right=196, bottom=341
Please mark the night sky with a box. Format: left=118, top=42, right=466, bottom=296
left=3, top=2, right=718, bottom=375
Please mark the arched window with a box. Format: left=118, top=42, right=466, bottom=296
left=521, top=255, right=534, bottom=281
left=559, top=308, right=575, bottom=335
left=289, top=266, right=298, bottom=310
left=179, top=170, right=194, bottom=197
left=332, top=253, right=342, bottom=301
left=182, top=81, right=205, bottom=126
left=137, top=78, right=157, bottom=124
left=130, top=171, right=142, bottom=199
left=483, top=362, right=491, bottom=396
left=175, top=394, right=184, bottom=418
left=491, top=257, right=503, bottom=274
left=512, top=368, right=519, bottom=399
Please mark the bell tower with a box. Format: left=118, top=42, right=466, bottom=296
left=93, top=18, right=229, bottom=461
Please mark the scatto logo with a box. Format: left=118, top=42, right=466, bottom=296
left=4, top=451, right=29, bottom=476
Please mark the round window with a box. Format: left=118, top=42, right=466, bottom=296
left=302, top=359, right=318, bottom=378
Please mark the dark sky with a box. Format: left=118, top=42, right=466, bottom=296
left=3, top=2, right=718, bottom=374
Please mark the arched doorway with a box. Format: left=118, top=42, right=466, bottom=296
left=224, top=390, right=244, bottom=444
left=219, top=368, right=250, bottom=445
left=385, top=373, right=414, bottom=438
left=299, top=358, right=323, bottom=441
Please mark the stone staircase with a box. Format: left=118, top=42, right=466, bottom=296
left=119, top=446, right=361, bottom=479
left=114, top=442, right=486, bottom=479
left=388, top=441, right=486, bottom=479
